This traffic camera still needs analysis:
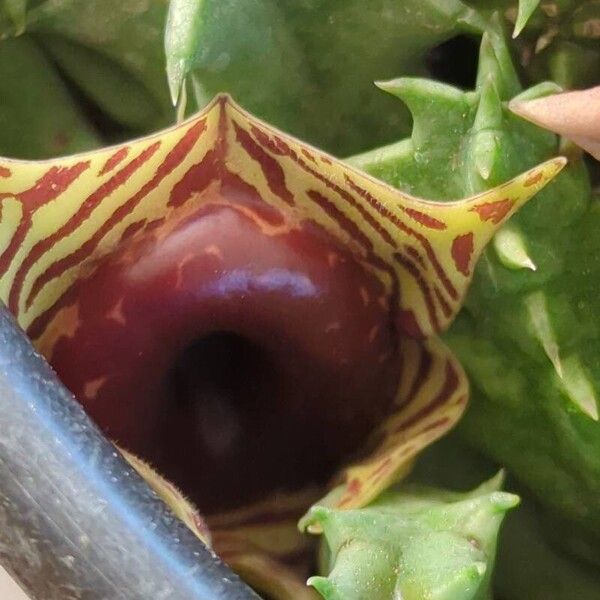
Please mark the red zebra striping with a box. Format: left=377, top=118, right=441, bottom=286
left=434, top=285, right=453, bottom=318
left=19, top=143, right=162, bottom=312
left=471, top=198, right=513, bottom=224
left=239, top=119, right=397, bottom=250
left=451, top=232, right=473, bottom=276
left=401, top=207, right=447, bottom=230
left=0, top=163, right=90, bottom=287
left=25, top=121, right=205, bottom=316
left=249, top=124, right=293, bottom=157
left=168, top=148, right=219, bottom=208
left=345, top=175, right=459, bottom=305
left=221, top=169, right=286, bottom=227
left=392, top=362, right=459, bottom=434
left=369, top=457, right=393, bottom=480
left=306, top=189, right=373, bottom=255
left=99, top=147, right=130, bottom=175
left=300, top=148, right=318, bottom=164
left=398, top=346, right=433, bottom=411
left=393, top=252, right=441, bottom=333
left=307, top=190, right=399, bottom=346
left=404, top=244, right=426, bottom=268
left=300, top=158, right=396, bottom=248
left=143, top=216, right=167, bottom=232
left=415, top=416, right=451, bottom=436
left=233, top=121, right=295, bottom=207
left=119, top=219, right=147, bottom=243
left=26, top=276, right=80, bottom=340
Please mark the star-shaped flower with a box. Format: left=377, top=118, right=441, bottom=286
left=0, top=95, right=563, bottom=597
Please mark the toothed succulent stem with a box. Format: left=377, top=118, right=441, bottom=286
left=348, top=10, right=600, bottom=571
left=301, top=477, right=518, bottom=600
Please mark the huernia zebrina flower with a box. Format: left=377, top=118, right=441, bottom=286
left=0, top=95, right=564, bottom=596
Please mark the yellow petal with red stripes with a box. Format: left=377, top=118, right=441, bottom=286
left=0, top=95, right=564, bottom=342
left=0, top=95, right=565, bottom=600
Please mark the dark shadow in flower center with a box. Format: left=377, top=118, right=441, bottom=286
left=44, top=203, right=400, bottom=516
left=170, top=332, right=269, bottom=462
left=160, top=329, right=366, bottom=514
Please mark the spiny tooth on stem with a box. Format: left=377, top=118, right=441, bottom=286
left=375, top=78, right=468, bottom=150
left=308, top=576, right=339, bottom=599
left=474, top=77, right=503, bottom=131
left=375, top=78, right=466, bottom=106
left=477, top=470, right=505, bottom=494
left=176, top=79, right=188, bottom=123
left=167, top=58, right=187, bottom=107
left=3, top=0, right=26, bottom=36
left=559, top=355, right=599, bottom=420
left=466, top=493, right=521, bottom=544
left=470, top=76, right=503, bottom=181
left=472, top=131, right=496, bottom=181
left=306, top=506, right=332, bottom=530
left=489, top=491, right=521, bottom=512
left=475, top=21, right=521, bottom=100
left=165, top=0, right=204, bottom=106
left=446, top=492, right=519, bottom=546
left=525, top=291, right=563, bottom=378
left=493, top=225, right=537, bottom=271
left=513, top=0, right=542, bottom=38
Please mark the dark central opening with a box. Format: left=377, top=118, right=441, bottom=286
left=171, top=331, right=274, bottom=433
left=160, top=332, right=334, bottom=513
left=167, top=331, right=280, bottom=473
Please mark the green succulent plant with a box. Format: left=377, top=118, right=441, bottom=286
left=0, top=0, right=171, bottom=157
left=163, top=0, right=493, bottom=155
left=349, top=7, right=600, bottom=577
left=508, top=0, right=600, bottom=89
left=2, top=0, right=493, bottom=158
left=0, top=1, right=598, bottom=599
left=410, top=436, right=600, bottom=600
left=300, top=474, right=517, bottom=600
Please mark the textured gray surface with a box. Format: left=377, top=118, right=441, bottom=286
left=0, top=306, right=259, bottom=600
